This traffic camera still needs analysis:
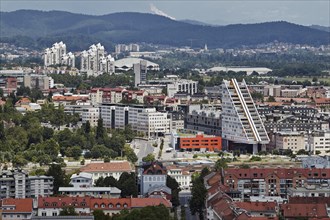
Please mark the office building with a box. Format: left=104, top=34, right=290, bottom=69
left=167, top=79, right=198, bottom=97
left=170, top=130, right=222, bottom=152
left=134, top=60, right=147, bottom=87
left=81, top=106, right=100, bottom=127
left=222, top=79, right=269, bottom=153
left=100, top=104, right=170, bottom=138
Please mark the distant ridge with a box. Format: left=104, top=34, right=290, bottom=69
left=0, top=10, right=329, bottom=51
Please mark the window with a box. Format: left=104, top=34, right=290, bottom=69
left=109, top=203, right=114, bottom=208
left=42, top=212, right=46, bottom=216
left=52, top=212, right=57, bottom=216
left=116, top=203, right=121, bottom=208
left=94, top=203, right=99, bottom=208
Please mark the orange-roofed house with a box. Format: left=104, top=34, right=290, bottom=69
left=37, top=196, right=91, bottom=217
left=1, top=198, right=33, bottom=220
left=80, top=161, right=133, bottom=182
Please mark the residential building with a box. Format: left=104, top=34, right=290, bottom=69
left=166, top=165, right=192, bottom=189
left=307, top=130, right=330, bottom=155
left=1, top=198, right=33, bottom=220
left=44, top=42, right=75, bottom=67
left=79, top=161, right=132, bottom=182
left=37, top=197, right=91, bottom=217
left=185, top=109, right=222, bottom=137
left=37, top=196, right=171, bottom=217
left=81, top=106, right=100, bottom=127
left=0, top=169, right=53, bottom=199
left=280, top=203, right=329, bottom=220
left=221, top=168, right=330, bottom=199
left=59, top=187, right=121, bottom=198
left=134, top=60, right=147, bottom=87
left=287, top=185, right=330, bottom=197
left=140, top=162, right=169, bottom=196
left=170, top=130, right=222, bottom=152
left=115, top=44, right=140, bottom=54
left=24, top=75, right=54, bottom=90
left=70, top=172, right=93, bottom=188
left=222, top=79, right=269, bottom=153
left=81, top=43, right=114, bottom=76
left=270, top=131, right=306, bottom=153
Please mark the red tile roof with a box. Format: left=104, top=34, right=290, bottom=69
left=2, top=198, right=33, bottom=213
left=131, top=198, right=172, bottom=208
left=80, top=162, right=132, bottom=173
left=289, top=197, right=330, bottom=206
left=235, top=201, right=277, bottom=212
left=90, top=198, right=131, bottom=210
left=281, top=204, right=328, bottom=218
left=38, top=197, right=91, bottom=209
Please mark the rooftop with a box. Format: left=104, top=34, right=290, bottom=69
left=80, top=161, right=132, bottom=173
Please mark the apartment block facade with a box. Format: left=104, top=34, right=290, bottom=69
left=222, top=168, right=330, bottom=200
left=0, top=170, right=53, bottom=199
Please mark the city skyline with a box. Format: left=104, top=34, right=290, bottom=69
left=1, top=0, right=330, bottom=26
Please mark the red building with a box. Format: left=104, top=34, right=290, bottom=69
left=172, top=132, right=222, bottom=151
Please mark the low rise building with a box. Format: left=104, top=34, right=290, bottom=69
left=79, top=161, right=132, bottom=183
left=59, top=187, right=121, bottom=198
left=171, top=130, right=222, bottom=152
left=140, top=162, right=169, bottom=196
left=1, top=198, right=33, bottom=220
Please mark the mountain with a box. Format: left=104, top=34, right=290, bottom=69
left=180, top=19, right=215, bottom=26
left=1, top=10, right=329, bottom=51
left=309, top=25, right=330, bottom=33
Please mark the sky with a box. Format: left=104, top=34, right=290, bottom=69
left=1, top=0, right=330, bottom=26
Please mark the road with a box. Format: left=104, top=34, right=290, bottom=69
left=131, top=138, right=155, bottom=161
left=179, top=191, right=198, bottom=220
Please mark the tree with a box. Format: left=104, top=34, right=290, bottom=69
left=104, top=176, right=118, bottom=187
left=0, top=121, right=5, bottom=141
left=46, top=164, right=70, bottom=194
left=96, top=118, right=106, bottom=141
left=214, top=158, right=228, bottom=171
left=267, top=96, right=276, bottom=102
left=84, top=121, right=91, bottom=134
left=166, top=176, right=181, bottom=207
left=189, top=174, right=207, bottom=220
left=123, top=144, right=138, bottom=163
left=93, top=209, right=111, bottom=220
left=142, top=153, right=155, bottom=163
left=65, top=146, right=82, bottom=160
left=59, top=206, right=78, bottom=216
left=94, top=176, right=105, bottom=187
left=315, top=150, right=321, bottom=155
left=118, top=172, right=138, bottom=198
left=296, top=149, right=309, bottom=155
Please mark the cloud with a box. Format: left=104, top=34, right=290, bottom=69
left=150, top=4, right=176, bottom=20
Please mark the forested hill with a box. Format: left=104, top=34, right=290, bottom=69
left=1, top=10, right=329, bottom=51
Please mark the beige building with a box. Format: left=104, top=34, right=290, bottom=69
left=307, top=130, right=330, bottom=155
left=273, top=131, right=305, bottom=153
